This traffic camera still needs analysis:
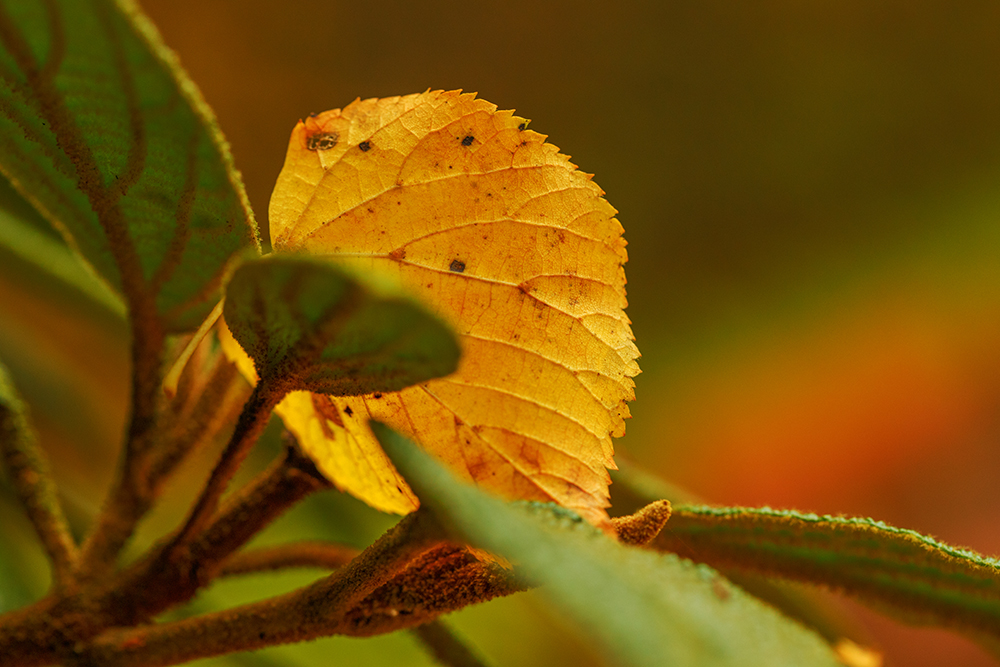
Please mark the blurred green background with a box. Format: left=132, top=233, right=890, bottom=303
left=3, top=1, right=1000, bottom=665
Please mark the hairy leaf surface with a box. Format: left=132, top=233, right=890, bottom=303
left=657, top=505, right=1000, bottom=639
left=375, top=424, right=844, bottom=667
left=0, top=0, right=258, bottom=331
left=224, top=254, right=460, bottom=396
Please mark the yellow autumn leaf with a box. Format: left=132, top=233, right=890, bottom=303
left=247, top=90, right=638, bottom=526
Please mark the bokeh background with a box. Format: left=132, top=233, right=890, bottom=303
left=3, top=1, right=1000, bottom=665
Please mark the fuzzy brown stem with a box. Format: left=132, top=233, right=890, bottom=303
left=75, top=324, right=165, bottom=581
left=411, top=620, right=495, bottom=667
left=0, top=388, right=78, bottom=588
left=78, top=510, right=445, bottom=667
left=219, top=541, right=360, bottom=577
left=0, top=443, right=329, bottom=666
left=104, top=442, right=332, bottom=626
left=169, top=381, right=283, bottom=552
left=144, top=354, right=248, bottom=493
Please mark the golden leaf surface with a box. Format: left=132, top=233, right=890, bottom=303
left=263, top=90, right=638, bottom=525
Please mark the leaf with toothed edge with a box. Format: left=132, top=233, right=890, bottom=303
left=0, top=0, right=259, bottom=332
left=256, top=90, right=639, bottom=524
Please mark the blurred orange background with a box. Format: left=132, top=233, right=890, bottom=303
left=3, top=1, right=1000, bottom=665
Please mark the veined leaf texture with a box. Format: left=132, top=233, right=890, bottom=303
left=257, top=90, right=638, bottom=524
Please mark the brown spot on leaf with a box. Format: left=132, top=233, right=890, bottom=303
left=518, top=122, right=527, bottom=131
left=389, top=248, right=406, bottom=261
left=344, top=406, right=353, bottom=417
left=359, top=140, right=372, bottom=152
left=311, top=395, right=344, bottom=437
left=449, top=259, right=466, bottom=273
left=306, top=132, right=338, bottom=151
left=373, top=392, right=382, bottom=399
left=461, top=135, right=474, bottom=146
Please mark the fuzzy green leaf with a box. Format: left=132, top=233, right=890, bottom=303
left=658, top=505, right=1000, bottom=639
left=609, top=463, right=869, bottom=647
left=0, top=175, right=125, bottom=318
left=224, top=255, right=461, bottom=396
left=374, top=424, right=844, bottom=667
left=0, top=0, right=258, bottom=332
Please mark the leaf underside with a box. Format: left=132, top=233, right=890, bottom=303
left=224, top=254, right=461, bottom=397
left=0, top=0, right=258, bottom=332
left=657, top=505, right=1000, bottom=640
left=375, top=424, right=845, bottom=667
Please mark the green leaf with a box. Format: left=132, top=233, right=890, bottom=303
left=0, top=0, right=259, bottom=332
left=373, top=424, right=844, bottom=667
left=609, top=463, right=865, bottom=647
left=657, top=505, right=1000, bottom=639
left=224, top=255, right=461, bottom=396
left=0, top=174, right=125, bottom=319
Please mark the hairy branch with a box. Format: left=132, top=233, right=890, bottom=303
left=0, top=442, right=330, bottom=666
left=219, top=541, right=360, bottom=577
left=168, top=380, right=285, bottom=552
left=0, top=378, right=78, bottom=588
left=75, top=323, right=164, bottom=581
left=78, top=509, right=452, bottom=667
left=145, top=348, right=249, bottom=493
left=412, top=620, right=495, bottom=667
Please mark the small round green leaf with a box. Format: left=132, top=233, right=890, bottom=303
left=223, top=255, right=461, bottom=396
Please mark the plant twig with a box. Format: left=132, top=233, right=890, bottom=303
left=79, top=509, right=448, bottom=667
left=168, top=380, right=285, bottom=552
left=219, top=541, right=360, bottom=577
left=145, top=352, right=248, bottom=493
left=0, top=371, right=78, bottom=588
left=75, top=323, right=165, bottom=580
left=0, top=441, right=331, bottom=666
left=105, top=441, right=332, bottom=626
left=411, top=620, right=496, bottom=667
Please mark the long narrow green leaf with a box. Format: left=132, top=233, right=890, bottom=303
left=374, top=424, right=844, bottom=667
left=658, top=505, right=1000, bottom=639
left=609, top=462, right=868, bottom=647
left=0, top=0, right=258, bottom=332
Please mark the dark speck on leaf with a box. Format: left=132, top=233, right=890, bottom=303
left=518, top=122, right=526, bottom=131
left=307, top=132, right=338, bottom=151
left=359, top=140, right=372, bottom=152
left=309, top=112, right=318, bottom=118
left=449, top=259, right=466, bottom=273
left=461, top=135, right=474, bottom=146
left=344, top=406, right=353, bottom=417
left=373, top=392, right=382, bottom=399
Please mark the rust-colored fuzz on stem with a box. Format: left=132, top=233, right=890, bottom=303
left=613, top=499, right=672, bottom=547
